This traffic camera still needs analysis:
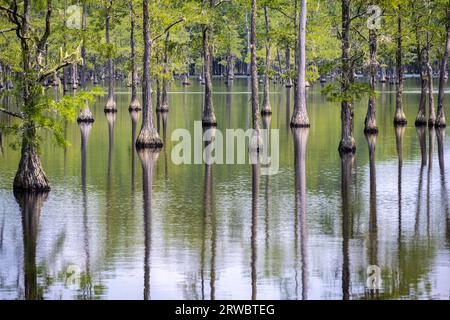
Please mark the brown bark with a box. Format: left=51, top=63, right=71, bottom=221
left=261, top=6, right=272, bottom=115
left=364, top=26, right=378, bottom=133
left=14, top=0, right=51, bottom=192
left=436, top=9, right=450, bottom=128
left=136, top=0, right=162, bottom=149
left=250, top=0, right=260, bottom=152
left=202, top=21, right=217, bottom=127
left=129, top=0, right=141, bottom=111
left=291, top=0, right=310, bottom=128
left=158, top=33, right=170, bottom=112
left=427, top=32, right=436, bottom=126
left=415, top=23, right=427, bottom=126
left=77, top=1, right=94, bottom=123
left=338, top=0, right=356, bottom=154
left=105, top=0, right=116, bottom=112
left=394, top=12, right=407, bottom=126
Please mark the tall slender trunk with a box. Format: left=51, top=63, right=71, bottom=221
left=72, top=63, right=78, bottom=90
left=136, top=0, right=162, bottom=149
left=77, top=1, right=94, bottom=123
left=105, top=0, right=116, bottom=111
left=436, top=9, right=450, bottom=127
left=63, top=0, right=68, bottom=92
left=364, top=24, right=378, bottom=133
left=202, top=16, right=217, bottom=127
left=129, top=0, right=141, bottom=111
left=261, top=6, right=272, bottom=115
left=291, top=0, right=310, bottom=127
left=202, top=0, right=217, bottom=127
left=250, top=0, right=260, bottom=152
left=80, top=1, right=87, bottom=90
left=286, top=47, right=293, bottom=87
left=415, top=20, right=427, bottom=126
left=246, top=11, right=251, bottom=76
left=338, top=0, right=356, bottom=153
left=159, top=33, right=169, bottom=112
left=426, top=32, right=436, bottom=126
left=394, top=11, right=407, bottom=125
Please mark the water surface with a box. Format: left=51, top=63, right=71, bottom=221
left=1, top=78, right=449, bottom=300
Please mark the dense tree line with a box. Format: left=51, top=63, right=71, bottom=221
left=0, top=0, right=449, bottom=191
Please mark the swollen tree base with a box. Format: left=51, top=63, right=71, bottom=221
left=77, top=109, right=95, bottom=123
left=13, top=145, right=50, bottom=192
left=202, top=113, right=217, bottom=128
left=435, top=116, right=446, bottom=128
left=393, top=110, right=407, bottom=126
left=104, top=98, right=117, bottom=113
left=414, top=111, right=427, bottom=126
left=364, top=115, right=378, bottom=134
left=290, top=112, right=310, bottom=128
left=135, top=127, right=163, bottom=150
left=128, top=98, right=141, bottom=111
left=261, top=103, right=272, bottom=116
left=338, top=137, right=356, bottom=155
left=156, top=104, right=169, bottom=113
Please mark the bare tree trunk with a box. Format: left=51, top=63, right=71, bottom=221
left=286, top=47, right=293, bottom=87
left=415, top=22, right=427, bottom=126
left=250, top=0, right=260, bottom=152
left=105, top=0, right=117, bottom=112
left=63, top=0, right=68, bottom=92
left=246, top=11, right=251, bottom=76
left=436, top=9, right=450, bottom=128
left=291, top=0, right=310, bottom=127
left=14, top=0, right=51, bottom=192
left=394, top=12, right=407, bottom=125
left=202, top=15, right=217, bottom=127
left=72, top=63, right=78, bottom=90
left=338, top=0, right=356, bottom=154
left=426, top=32, right=436, bottom=126
left=159, top=33, right=170, bottom=112
left=136, top=0, right=162, bottom=149
left=129, top=0, right=141, bottom=111
left=364, top=25, right=378, bottom=133
left=77, top=1, right=94, bottom=123
left=380, top=66, right=386, bottom=83
left=261, top=7, right=272, bottom=115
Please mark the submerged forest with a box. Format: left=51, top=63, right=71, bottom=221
left=1, top=0, right=450, bottom=300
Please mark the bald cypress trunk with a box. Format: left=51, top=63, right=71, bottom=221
left=364, top=24, right=378, bottom=133
left=261, top=6, right=272, bottom=115
left=202, top=21, right=217, bottom=125
left=136, top=0, right=163, bottom=149
left=77, top=1, right=94, bottom=123
left=291, top=0, right=310, bottom=128
left=394, top=12, right=407, bottom=126
left=250, top=0, right=260, bottom=152
left=426, top=32, right=436, bottom=126
left=436, top=9, right=450, bottom=128
left=129, top=0, right=141, bottom=111
left=105, top=1, right=117, bottom=112
left=159, top=33, right=170, bottom=112
left=14, top=0, right=51, bottom=192
left=338, top=0, right=356, bottom=154
left=415, top=23, right=427, bottom=126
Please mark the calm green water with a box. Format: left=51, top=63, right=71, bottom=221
left=0, top=78, right=449, bottom=300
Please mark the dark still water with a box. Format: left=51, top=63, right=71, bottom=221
left=1, top=78, right=449, bottom=300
